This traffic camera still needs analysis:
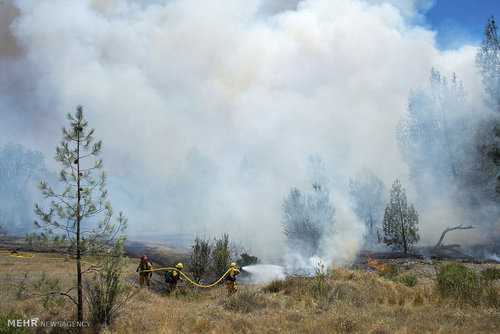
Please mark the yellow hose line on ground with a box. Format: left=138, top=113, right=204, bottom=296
left=0, top=252, right=232, bottom=288
left=124, top=267, right=232, bottom=288
left=0, top=252, right=34, bottom=258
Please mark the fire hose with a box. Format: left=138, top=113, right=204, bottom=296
left=0, top=251, right=232, bottom=289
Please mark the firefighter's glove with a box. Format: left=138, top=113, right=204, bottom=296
left=136, top=268, right=139, bottom=273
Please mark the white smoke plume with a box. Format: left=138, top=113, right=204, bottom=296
left=0, top=0, right=491, bottom=264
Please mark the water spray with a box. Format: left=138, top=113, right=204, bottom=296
left=241, top=264, right=286, bottom=284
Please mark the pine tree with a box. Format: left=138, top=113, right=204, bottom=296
left=282, top=153, right=335, bottom=258
left=476, top=16, right=500, bottom=194
left=349, top=167, right=386, bottom=243
left=382, top=179, right=419, bottom=254
left=28, top=106, right=127, bottom=321
left=476, top=15, right=500, bottom=112
left=282, top=187, right=320, bottom=257
left=0, top=143, right=48, bottom=231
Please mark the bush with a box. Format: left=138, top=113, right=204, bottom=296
left=484, top=285, right=500, bottom=308
left=263, top=278, right=285, bottom=293
left=380, top=264, right=398, bottom=280
left=212, top=233, right=232, bottom=278
left=480, top=267, right=500, bottom=282
left=189, top=237, right=212, bottom=284
left=237, top=253, right=259, bottom=267
left=310, top=263, right=330, bottom=298
left=85, top=241, right=135, bottom=327
left=399, top=273, right=418, bottom=287
left=436, top=264, right=480, bottom=303
left=0, top=309, right=28, bottom=334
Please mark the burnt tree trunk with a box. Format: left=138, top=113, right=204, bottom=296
left=434, top=224, right=475, bottom=248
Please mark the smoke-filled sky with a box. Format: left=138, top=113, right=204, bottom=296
left=0, top=0, right=498, bottom=262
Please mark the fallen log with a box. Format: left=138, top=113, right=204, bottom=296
left=434, top=224, right=475, bottom=248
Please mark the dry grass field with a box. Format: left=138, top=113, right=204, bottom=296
left=1, top=250, right=499, bottom=334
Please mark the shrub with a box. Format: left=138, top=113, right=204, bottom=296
left=85, top=241, right=135, bottom=327
left=189, top=237, right=212, bottom=284
left=380, top=264, right=398, bottom=280
left=236, top=253, right=259, bottom=267
left=399, top=273, right=418, bottom=287
left=436, top=264, right=480, bottom=303
left=212, top=233, right=231, bottom=278
left=0, top=309, right=28, bottom=334
left=263, top=278, right=285, bottom=293
left=480, top=267, right=500, bottom=282
left=310, top=263, right=330, bottom=299
left=484, top=285, right=500, bottom=308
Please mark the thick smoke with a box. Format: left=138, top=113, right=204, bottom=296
left=0, top=0, right=493, bottom=265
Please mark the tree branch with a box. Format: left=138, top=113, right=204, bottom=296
left=434, top=224, right=476, bottom=248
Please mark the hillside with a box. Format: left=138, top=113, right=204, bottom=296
left=1, top=242, right=499, bottom=333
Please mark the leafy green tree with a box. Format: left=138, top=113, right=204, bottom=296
left=28, top=106, right=127, bottom=321
left=382, top=179, right=419, bottom=254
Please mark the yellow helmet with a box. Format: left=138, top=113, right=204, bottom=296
left=230, top=263, right=236, bottom=268
left=176, top=263, right=183, bottom=269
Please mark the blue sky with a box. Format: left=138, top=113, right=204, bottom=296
left=424, top=0, right=500, bottom=49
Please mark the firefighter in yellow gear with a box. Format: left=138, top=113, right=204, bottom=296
left=226, top=263, right=240, bottom=294
left=136, top=255, right=153, bottom=289
left=166, top=263, right=183, bottom=295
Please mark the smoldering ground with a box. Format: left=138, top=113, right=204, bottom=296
left=0, top=0, right=497, bottom=269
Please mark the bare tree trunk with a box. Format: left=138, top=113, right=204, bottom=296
left=76, top=123, right=83, bottom=322
left=434, top=224, right=475, bottom=248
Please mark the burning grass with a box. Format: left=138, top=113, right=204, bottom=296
left=1, top=251, right=499, bottom=333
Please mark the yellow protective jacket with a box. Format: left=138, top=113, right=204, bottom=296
left=227, top=267, right=240, bottom=281
left=138, top=260, right=152, bottom=275
left=172, top=269, right=183, bottom=282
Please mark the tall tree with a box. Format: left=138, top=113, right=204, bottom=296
left=476, top=16, right=500, bottom=195
left=282, top=153, right=335, bottom=258
left=476, top=15, right=500, bottom=113
left=28, top=106, right=127, bottom=321
left=397, top=69, right=471, bottom=194
left=282, top=187, right=320, bottom=257
left=0, top=143, right=48, bottom=231
left=349, top=167, right=386, bottom=243
left=382, top=179, right=419, bottom=254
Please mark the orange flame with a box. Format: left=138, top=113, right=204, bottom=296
left=365, top=254, right=386, bottom=273
left=333, top=263, right=346, bottom=276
